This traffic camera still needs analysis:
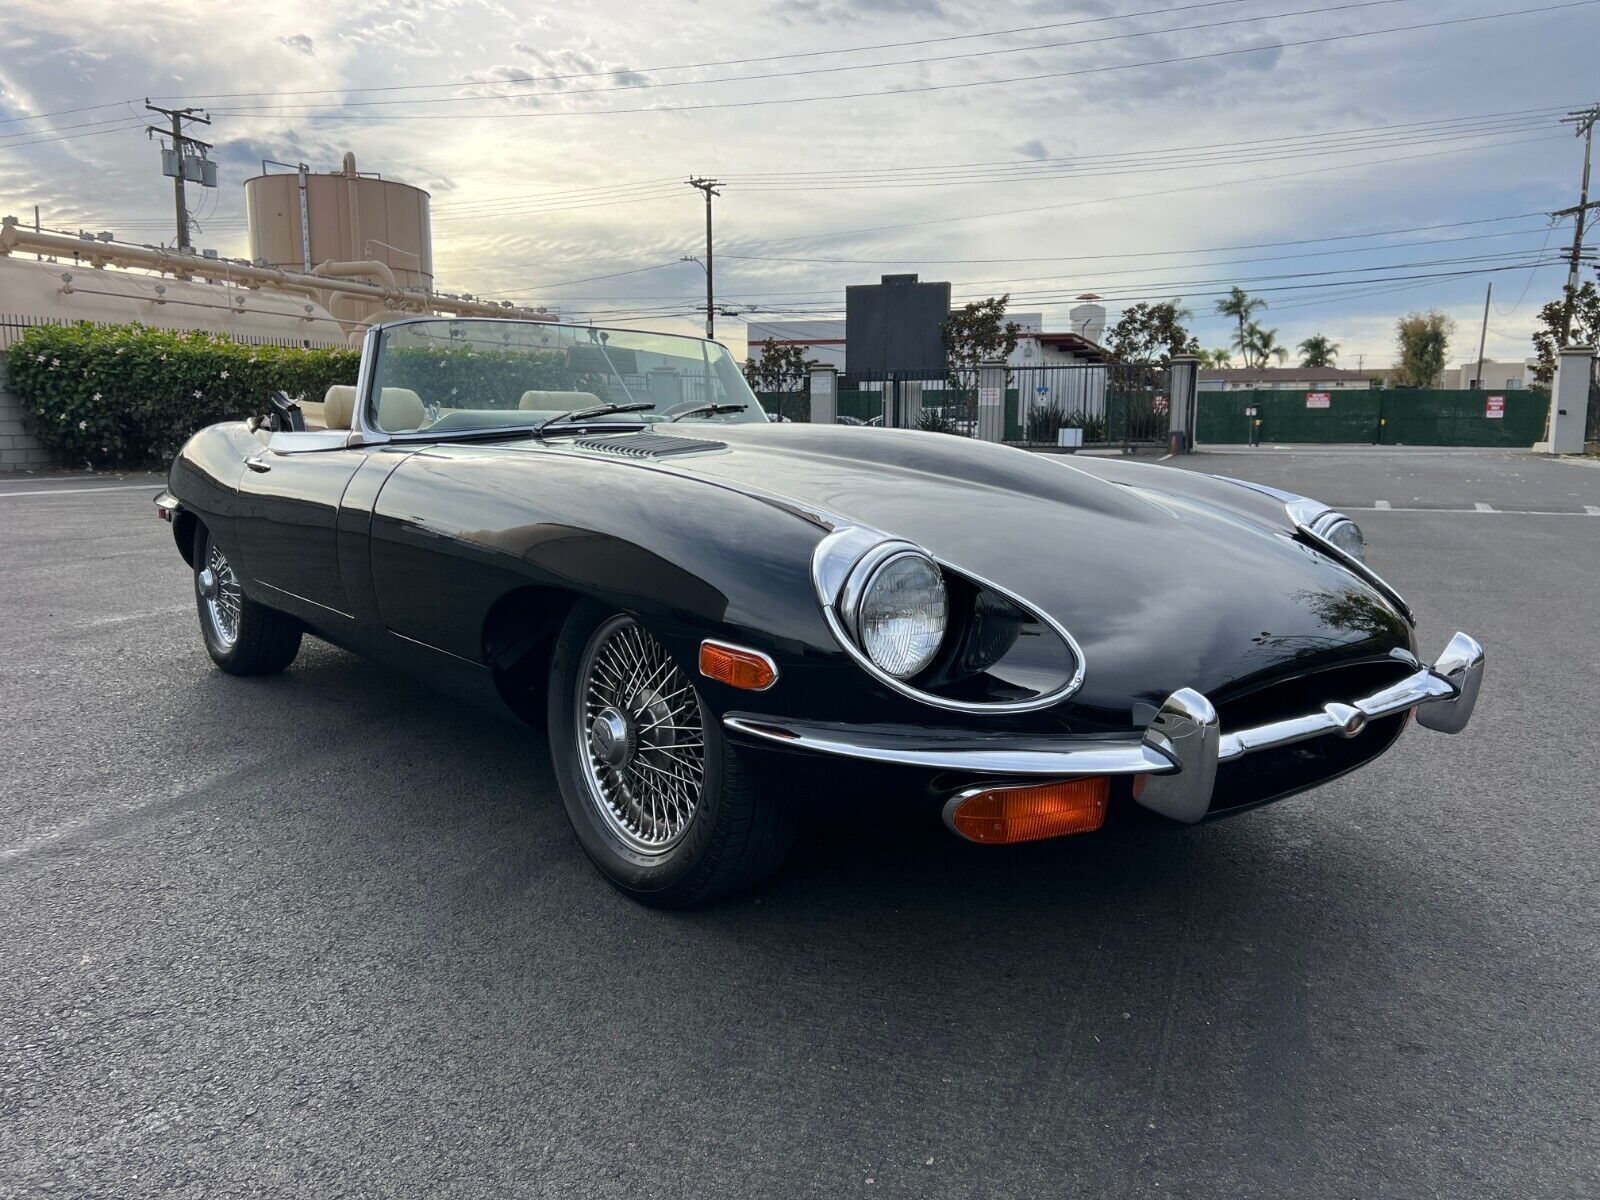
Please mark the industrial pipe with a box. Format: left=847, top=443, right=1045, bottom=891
left=0, top=217, right=550, bottom=329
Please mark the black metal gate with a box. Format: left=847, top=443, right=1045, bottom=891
left=833, top=362, right=1172, bottom=448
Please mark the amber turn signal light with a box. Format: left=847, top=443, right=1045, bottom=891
left=945, top=778, right=1110, bottom=845
left=699, top=640, right=778, bottom=691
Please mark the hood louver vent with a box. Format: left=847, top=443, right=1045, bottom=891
left=573, top=433, right=726, bottom=459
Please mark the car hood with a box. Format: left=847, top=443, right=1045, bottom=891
left=553, top=423, right=1413, bottom=713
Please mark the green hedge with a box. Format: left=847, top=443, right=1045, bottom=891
left=3, top=323, right=359, bottom=469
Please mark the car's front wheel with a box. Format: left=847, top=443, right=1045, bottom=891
left=547, top=603, right=794, bottom=907
left=192, top=524, right=302, bottom=675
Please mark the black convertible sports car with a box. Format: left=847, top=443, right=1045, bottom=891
left=156, top=317, right=1483, bottom=906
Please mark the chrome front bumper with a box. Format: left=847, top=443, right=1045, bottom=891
left=723, top=632, right=1484, bottom=824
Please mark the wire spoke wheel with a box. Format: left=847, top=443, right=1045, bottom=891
left=575, top=616, right=705, bottom=856
left=197, top=540, right=243, bottom=649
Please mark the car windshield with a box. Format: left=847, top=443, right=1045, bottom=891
left=366, top=318, right=767, bottom=435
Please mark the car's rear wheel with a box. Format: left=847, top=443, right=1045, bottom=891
left=547, top=602, right=794, bottom=907
left=193, top=524, right=302, bottom=675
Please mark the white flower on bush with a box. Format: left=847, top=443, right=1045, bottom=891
left=50, top=357, right=60, bottom=368
left=92, top=392, right=101, bottom=402
left=193, top=389, right=203, bottom=398
left=78, top=419, right=87, bottom=430
left=35, top=354, right=45, bottom=363
left=219, top=370, right=229, bottom=379
left=115, top=347, right=125, bottom=355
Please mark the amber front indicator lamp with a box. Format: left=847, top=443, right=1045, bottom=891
left=944, top=778, right=1110, bottom=845
left=699, top=640, right=779, bottom=691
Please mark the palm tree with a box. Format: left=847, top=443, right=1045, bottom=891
left=1297, top=334, right=1340, bottom=368
left=1216, top=286, right=1265, bottom=362
left=1197, top=347, right=1233, bottom=368
left=1243, top=322, right=1288, bottom=368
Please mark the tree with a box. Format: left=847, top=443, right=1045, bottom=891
left=1216, top=286, right=1266, bottom=362
left=1197, top=347, right=1234, bottom=368
left=1530, top=265, right=1600, bottom=389
left=1297, top=333, right=1340, bottom=368
left=1391, top=310, right=1455, bottom=388
left=1105, top=300, right=1200, bottom=366
left=942, top=295, right=1022, bottom=377
left=941, top=295, right=1021, bottom=424
left=742, top=338, right=815, bottom=393
left=1242, top=321, right=1288, bottom=367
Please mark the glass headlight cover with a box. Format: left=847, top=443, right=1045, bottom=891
left=1318, top=515, right=1366, bottom=562
left=849, top=550, right=948, bottom=679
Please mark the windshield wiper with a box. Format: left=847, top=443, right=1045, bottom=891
left=667, top=403, right=748, bottom=422
left=538, top=402, right=655, bottom=433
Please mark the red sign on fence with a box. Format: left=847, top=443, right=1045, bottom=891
left=1485, top=395, right=1505, bottom=419
left=1305, top=392, right=1332, bottom=409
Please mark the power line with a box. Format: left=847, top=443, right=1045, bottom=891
left=204, top=0, right=1426, bottom=117
left=750, top=131, right=1568, bottom=246
left=189, top=3, right=1597, bottom=123
left=0, top=99, right=141, bottom=127
left=429, top=120, right=1557, bottom=226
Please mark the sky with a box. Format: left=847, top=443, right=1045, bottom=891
left=0, top=0, right=1595, bottom=366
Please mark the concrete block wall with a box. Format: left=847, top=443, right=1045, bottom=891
left=0, top=358, right=60, bottom=470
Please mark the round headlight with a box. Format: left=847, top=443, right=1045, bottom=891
left=1319, top=516, right=1366, bottom=562
left=853, top=551, right=948, bottom=679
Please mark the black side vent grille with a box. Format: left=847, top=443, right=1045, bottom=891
left=573, top=433, right=726, bottom=459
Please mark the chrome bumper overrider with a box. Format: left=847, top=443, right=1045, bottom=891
left=723, top=632, right=1484, bottom=825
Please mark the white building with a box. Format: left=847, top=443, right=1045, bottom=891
left=1198, top=367, right=1376, bottom=392
left=1439, top=359, right=1538, bottom=390
left=744, top=309, right=1110, bottom=375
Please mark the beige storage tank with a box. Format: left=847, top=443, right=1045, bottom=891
left=244, top=152, right=433, bottom=292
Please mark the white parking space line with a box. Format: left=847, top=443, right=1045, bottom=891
left=0, top=483, right=160, bottom=498
left=1374, top=500, right=1392, bottom=510
left=1348, top=505, right=1598, bottom=515
left=1474, top=502, right=1495, bottom=512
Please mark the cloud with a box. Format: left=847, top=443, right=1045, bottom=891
left=1013, top=139, right=1048, bottom=160
left=277, top=33, right=316, bottom=57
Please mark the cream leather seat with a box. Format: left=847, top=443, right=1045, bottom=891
left=320, top=385, right=427, bottom=432
left=322, top=385, right=356, bottom=430
left=376, top=387, right=426, bottom=431
left=520, top=390, right=603, bottom=412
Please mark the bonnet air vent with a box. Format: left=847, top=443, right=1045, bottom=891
left=573, top=433, right=726, bottom=459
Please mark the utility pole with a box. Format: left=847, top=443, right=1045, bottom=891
left=686, top=178, right=721, bottom=339
left=144, top=101, right=212, bottom=253
left=1474, top=282, right=1491, bottom=389
left=1555, top=104, right=1599, bottom=344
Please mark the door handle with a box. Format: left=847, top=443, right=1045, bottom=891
left=246, top=455, right=272, bottom=473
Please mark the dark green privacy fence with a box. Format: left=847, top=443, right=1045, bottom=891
left=1197, top=389, right=1546, bottom=447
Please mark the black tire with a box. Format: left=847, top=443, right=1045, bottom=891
left=547, top=601, right=794, bottom=907
left=192, top=523, right=302, bottom=676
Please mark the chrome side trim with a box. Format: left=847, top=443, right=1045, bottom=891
left=153, top=490, right=181, bottom=521
left=809, top=525, right=1088, bottom=714
left=722, top=715, right=1170, bottom=777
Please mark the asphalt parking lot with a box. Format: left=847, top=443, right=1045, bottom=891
left=3, top=447, right=1598, bottom=1199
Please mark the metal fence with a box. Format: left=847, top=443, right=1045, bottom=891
left=0, top=313, right=344, bottom=351
left=760, top=362, right=1172, bottom=448
left=1197, top=388, right=1548, bottom=447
